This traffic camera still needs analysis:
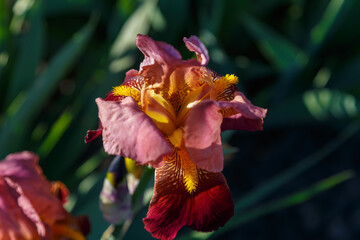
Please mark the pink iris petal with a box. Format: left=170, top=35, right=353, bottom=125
left=84, top=128, right=102, bottom=143
left=136, top=34, right=182, bottom=68
left=185, top=92, right=266, bottom=172
left=183, top=36, right=209, bottom=65
left=184, top=101, right=224, bottom=173
left=0, top=152, right=66, bottom=239
left=0, top=152, right=67, bottom=226
left=0, top=178, right=43, bottom=239
left=221, top=91, right=267, bottom=131
left=96, top=97, right=172, bottom=167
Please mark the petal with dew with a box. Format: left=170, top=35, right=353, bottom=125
left=183, top=36, right=209, bottom=66
left=143, top=160, right=234, bottom=240
left=96, top=97, right=172, bottom=167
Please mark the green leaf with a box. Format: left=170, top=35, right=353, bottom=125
left=303, top=89, right=360, bottom=121
left=0, top=14, right=98, bottom=158
left=178, top=120, right=359, bottom=239
left=310, top=0, right=347, bottom=49
left=38, top=108, right=73, bottom=158
left=0, top=0, right=10, bottom=79
left=5, top=0, right=44, bottom=105
left=242, top=14, right=308, bottom=72
left=267, top=89, right=360, bottom=128
left=71, top=170, right=109, bottom=240
left=109, top=0, right=158, bottom=75
left=185, top=170, right=355, bottom=240
left=131, top=167, right=155, bottom=207
left=234, top=120, right=360, bottom=212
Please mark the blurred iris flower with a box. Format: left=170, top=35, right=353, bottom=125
left=0, top=151, right=90, bottom=240
left=86, top=35, right=266, bottom=239
left=99, top=156, right=144, bottom=224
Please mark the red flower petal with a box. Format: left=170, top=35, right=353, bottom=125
left=183, top=36, right=209, bottom=65
left=96, top=97, right=172, bottom=167
left=84, top=128, right=102, bottom=143
left=143, top=161, right=234, bottom=240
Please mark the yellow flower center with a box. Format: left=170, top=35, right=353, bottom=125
left=113, top=69, right=238, bottom=193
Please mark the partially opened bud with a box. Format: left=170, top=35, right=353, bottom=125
left=99, top=156, right=132, bottom=224
left=125, top=157, right=144, bottom=195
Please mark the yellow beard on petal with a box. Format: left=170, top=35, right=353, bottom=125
left=167, top=148, right=198, bottom=194
left=214, top=74, right=238, bottom=94
left=113, top=85, right=141, bottom=102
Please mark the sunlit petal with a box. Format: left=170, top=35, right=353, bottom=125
left=96, top=97, right=172, bottom=167
left=183, top=36, right=209, bottom=65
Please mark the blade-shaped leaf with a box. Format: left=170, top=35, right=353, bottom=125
left=0, top=14, right=98, bottom=158
left=310, top=0, right=347, bottom=49
left=0, top=0, right=10, bottom=92
left=182, top=170, right=354, bottom=240
left=242, top=14, right=308, bottom=72
left=303, top=89, right=360, bottom=121
left=5, top=0, right=44, bottom=105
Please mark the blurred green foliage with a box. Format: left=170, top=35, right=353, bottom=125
left=0, top=0, right=359, bottom=239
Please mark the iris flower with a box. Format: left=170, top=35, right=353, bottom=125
left=86, top=35, right=267, bottom=240
left=0, top=151, right=89, bottom=240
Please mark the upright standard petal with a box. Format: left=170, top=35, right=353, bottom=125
left=184, top=93, right=267, bottom=172
left=96, top=97, right=172, bottom=167
left=183, top=36, right=209, bottom=65
left=184, top=100, right=224, bottom=173
left=136, top=34, right=182, bottom=67
left=143, top=157, right=234, bottom=240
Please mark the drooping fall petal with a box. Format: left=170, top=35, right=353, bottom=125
left=220, top=91, right=267, bottom=131
left=96, top=97, right=172, bottom=167
left=143, top=160, right=234, bottom=240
